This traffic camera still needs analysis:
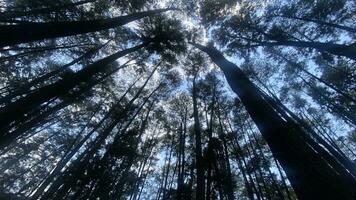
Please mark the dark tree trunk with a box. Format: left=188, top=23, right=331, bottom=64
left=192, top=43, right=356, bottom=200
left=273, top=156, right=294, bottom=200
left=0, top=8, right=175, bottom=47
left=307, top=113, right=356, bottom=158
left=177, top=108, right=187, bottom=200
left=192, top=77, right=206, bottom=200
left=217, top=108, right=235, bottom=200
left=162, top=138, right=174, bottom=200
left=177, top=123, right=183, bottom=200
left=32, top=113, right=111, bottom=197
left=206, top=88, right=215, bottom=200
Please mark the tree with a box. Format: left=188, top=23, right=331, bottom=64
left=191, top=42, right=356, bottom=199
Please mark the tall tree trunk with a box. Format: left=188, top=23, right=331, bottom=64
left=192, top=76, right=205, bottom=200
left=205, top=142, right=212, bottom=200
left=192, top=43, right=356, bottom=200
left=177, top=123, right=183, bottom=200
left=0, top=8, right=175, bottom=47
left=217, top=107, right=235, bottom=200
left=206, top=87, right=215, bottom=200
left=177, top=108, right=187, bottom=200
left=244, top=145, right=265, bottom=199
left=162, top=137, right=174, bottom=200
left=307, top=112, right=356, bottom=158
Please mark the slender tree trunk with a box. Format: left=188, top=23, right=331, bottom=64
left=252, top=73, right=356, bottom=174
left=30, top=107, right=114, bottom=199
left=307, top=113, right=356, bottom=158
left=48, top=95, right=147, bottom=200
left=177, top=123, right=183, bottom=200
left=206, top=143, right=212, bottom=200
left=177, top=109, right=187, bottom=199
left=206, top=88, right=215, bottom=200
left=192, top=76, right=205, bottom=200
left=162, top=138, right=173, bottom=200
left=217, top=107, right=235, bottom=200
left=243, top=139, right=265, bottom=200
